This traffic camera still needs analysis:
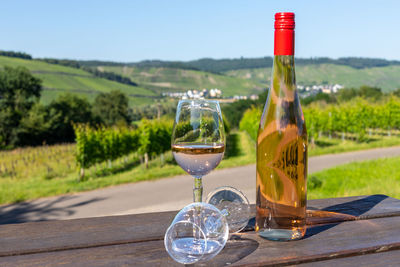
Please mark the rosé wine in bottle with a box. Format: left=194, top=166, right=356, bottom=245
left=256, top=12, right=308, bottom=241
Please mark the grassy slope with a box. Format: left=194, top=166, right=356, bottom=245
left=226, top=64, right=400, bottom=92
left=0, top=56, right=156, bottom=106
left=100, top=66, right=265, bottom=96
left=308, top=157, right=400, bottom=199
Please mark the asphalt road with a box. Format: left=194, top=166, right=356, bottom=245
left=1, top=146, right=400, bottom=224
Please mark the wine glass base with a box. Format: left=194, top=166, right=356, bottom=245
left=206, top=186, right=250, bottom=233
left=258, top=228, right=304, bottom=241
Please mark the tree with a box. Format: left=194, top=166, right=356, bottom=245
left=222, top=99, right=254, bottom=129
left=47, top=94, right=94, bottom=143
left=17, top=103, right=52, bottom=146
left=392, top=88, right=400, bottom=97
left=336, top=88, right=358, bottom=102
left=0, top=66, right=42, bottom=147
left=0, top=50, right=32, bottom=60
left=358, top=85, right=382, bottom=100
left=92, top=90, right=131, bottom=126
left=301, top=92, right=336, bottom=106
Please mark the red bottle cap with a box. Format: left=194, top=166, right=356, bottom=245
left=275, top=12, right=295, bottom=30
left=274, top=12, right=295, bottom=55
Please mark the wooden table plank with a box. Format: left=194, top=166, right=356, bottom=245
left=232, top=216, right=400, bottom=266
left=0, top=195, right=399, bottom=257
left=297, top=250, right=400, bottom=267
left=0, top=195, right=399, bottom=265
left=1, top=216, right=399, bottom=267
left=306, top=194, right=400, bottom=224
left=0, top=210, right=175, bottom=257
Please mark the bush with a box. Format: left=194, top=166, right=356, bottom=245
left=239, top=107, right=262, bottom=141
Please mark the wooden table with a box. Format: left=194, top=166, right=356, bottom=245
left=0, top=195, right=400, bottom=266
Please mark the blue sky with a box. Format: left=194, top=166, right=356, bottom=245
left=1, top=0, right=399, bottom=62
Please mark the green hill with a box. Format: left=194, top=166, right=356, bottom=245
left=0, top=56, right=156, bottom=106
left=99, top=66, right=265, bottom=96
left=2, top=53, right=400, bottom=106
left=127, top=57, right=400, bottom=73
left=226, top=64, right=400, bottom=92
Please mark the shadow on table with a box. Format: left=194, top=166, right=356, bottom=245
left=194, top=235, right=259, bottom=266
left=304, top=194, right=388, bottom=239
left=0, top=195, right=106, bottom=225
left=244, top=195, right=388, bottom=240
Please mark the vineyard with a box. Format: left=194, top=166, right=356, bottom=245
left=0, top=144, right=75, bottom=180
left=74, top=119, right=172, bottom=180
left=239, top=96, right=400, bottom=143
left=0, top=125, right=256, bottom=205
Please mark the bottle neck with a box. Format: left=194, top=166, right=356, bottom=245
left=272, top=55, right=296, bottom=99
left=274, top=29, right=294, bottom=56
left=260, top=55, right=300, bottom=134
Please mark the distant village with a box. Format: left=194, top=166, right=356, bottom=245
left=162, top=88, right=223, bottom=99
left=298, top=84, right=344, bottom=98
left=162, top=84, right=344, bottom=101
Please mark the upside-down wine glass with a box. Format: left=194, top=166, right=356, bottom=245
left=164, top=202, right=229, bottom=264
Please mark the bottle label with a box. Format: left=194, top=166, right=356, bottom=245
left=274, top=29, right=294, bottom=55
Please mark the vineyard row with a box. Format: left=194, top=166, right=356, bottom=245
left=239, top=97, right=400, bottom=142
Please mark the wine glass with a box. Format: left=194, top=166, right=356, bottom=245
left=171, top=99, right=225, bottom=203
left=164, top=202, right=229, bottom=264
left=206, top=186, right=251, bottom=233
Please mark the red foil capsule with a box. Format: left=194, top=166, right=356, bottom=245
left=274, top=12, right=295, bottom=55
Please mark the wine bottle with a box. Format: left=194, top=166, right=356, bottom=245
left=255, top=12, right=308, bottom=241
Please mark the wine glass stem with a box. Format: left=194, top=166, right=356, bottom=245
left=193, top=176, right=203, bottom=244
left=193, top=176, right=203, bottom=203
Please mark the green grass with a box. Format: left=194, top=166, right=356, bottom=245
left=101, top=66, right=265, bottom=96
left=308, top=157, right=400, bottom=199
left=0, top=56, right=88, bottom=75
left=36, top=73, right=155, bottom=95
left=218, top=131, right=256, bottom=167
left=226, top=64, right=400, bottom=92
left=40, top=89, right=155, bottom=106
left=309, top=136, right=400, bottom=156
left=0, top=155, right=181, bottom=204
left=0, top=56, right=157, bottom=106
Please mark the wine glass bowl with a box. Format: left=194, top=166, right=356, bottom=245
left=164, top=221, right=206, bottom=264
left=164, top=202, right=229, bottom=264
left=171, top=99, right=225, bottom=203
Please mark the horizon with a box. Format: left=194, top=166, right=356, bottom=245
left=46, top=56, right=400, bottom=64
left=4, top=51, right=400, bottom=64
left=1, top=1, right=400, bottom=62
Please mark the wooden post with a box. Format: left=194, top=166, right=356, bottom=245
left=79, top=168, right=85, bottom=181
left=144, top=153, right=149, bottom=169
left=160, top=153, right=164, bottom=166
